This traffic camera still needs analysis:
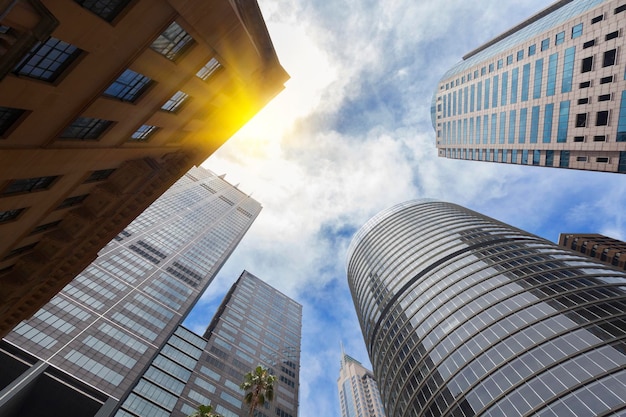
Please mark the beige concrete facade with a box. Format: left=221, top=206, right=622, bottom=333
left=559, top=232, right=626, bottom=269
left=432, top=0, right=626, bottom=173
left=0, top=0, right=288, bottom=337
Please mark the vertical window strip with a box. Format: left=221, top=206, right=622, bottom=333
left=508, top=110, right=516, bottom=144
left=530, top=105, right=540, bottom=143
left=470, top=84, right=475, bottom=113
left=499, top=112, right=506, bottom=144
left=543, top=103, right=554, bottom=143
left=491, top=114, right=497, bottom=144
left=476, top=117, right=481, bottom=145
left=616, top=91, right=626, bottom=142
left=533, top=58, right=544, bottom=99
left=562, top=47, right=576, bottom=93
left=521, top=63, right=531, bottom=102
left=501, top=72, right=508, bottom=106
left=546, top=150, right=554, bottom=167
left=492, top=75, right=499, bottom=108
left=519, top=108, right=528, bottom=143
left=484, top=79, right=490, bottom=109
left=483, top=115, right=489, bottom=144
left=510, top=68, right=519, bottom=104
left=463, top=118, right=468, bottom=144
left=469, top=118, right=474, bottom=144
left=546, top=53, right=558, bottom=96
left=557, top=100, right=571, bottom=143
left=464, top=86, right=468, bottom=114
left=477, top=82, right=483, bottom=111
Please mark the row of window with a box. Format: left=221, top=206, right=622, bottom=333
left=444, top=147, right=618, bottom=167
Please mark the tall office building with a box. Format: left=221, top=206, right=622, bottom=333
left=0, top=0, right=288, bottom=336
left=0, top=166, right=261, bottom=417
left=338, top=350, right=386, bottom=417
left=559, top=232, right=626, bottom=269
left=347, top=200, right=626, bottom=417
left=432, top=0, right=626, bottom=173
left=117, top=270, right=302, bottom=417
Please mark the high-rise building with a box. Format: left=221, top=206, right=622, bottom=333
left=0, top=0, right=288, bottom=336
left=117, top=270, right=302, bottom=417
left=338, top=349, right=386, bottom=417
left=559, top=232, right=626, bottom=270
left=0, top=166, right=261, bottom=417
left=347, top=200, right=626, bottom=417
left=432, top=0, right=626, bottom=173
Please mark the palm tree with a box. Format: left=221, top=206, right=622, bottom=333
left=240, top=365, right=276, bottom=417
left=188, top=404, right=222, bottom=417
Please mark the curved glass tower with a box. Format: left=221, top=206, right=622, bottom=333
left=347, top=200, right=626, bottom=417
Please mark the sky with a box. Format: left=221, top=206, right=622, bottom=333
left=183, top=1, right=626, bottom=416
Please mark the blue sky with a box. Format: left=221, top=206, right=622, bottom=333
left=184, top=1, right=626, bottom=416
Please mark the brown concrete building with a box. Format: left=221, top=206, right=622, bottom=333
left=0, top=0, right=288, bottom=337
left=559, top=233, right=626, bottom=270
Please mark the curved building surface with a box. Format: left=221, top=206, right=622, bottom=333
left=346, top=200, right=626, bottom=417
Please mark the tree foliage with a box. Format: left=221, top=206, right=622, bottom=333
left=188, top=404, right=222, bottom=417
left=240, top=365, right=276, bottom=417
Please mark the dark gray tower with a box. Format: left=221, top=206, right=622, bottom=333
left=347, top=200, right=626, bottom=417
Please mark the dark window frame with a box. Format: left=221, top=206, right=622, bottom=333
left=150, top=21, right=195, bottom=61
left=602, top=49, right=617, bottom=67
left=74, top=0, right=131, bottom=22
left=1, top=176, right=58, bottom=195
left=0, top=207, right=25, bottom=224
left=596, top=111, right=609, bottom=126
left=605, top=31, right=619, bottom=41
left=575, top=113, right=588, bottom=127
left=0, top=106, right=26, bottom=137
left=13, top=37, right=81, bottom=82
left=56, top=194, right=89, bottom=210
left=84, top=169, right=116, bottom=183
left=130, top=125, right=158, bottom=142
left=103, top=69, right=153, bottom=102
left=581, top=56, right=593, bottom=72
left=60, top=117, right=114, bottom=140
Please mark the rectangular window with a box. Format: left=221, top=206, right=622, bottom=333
left=581, top=56, right=593, bottom=72
left=61, top=117, right=113, bottom=140
left=497, top=59, right=503, bottom=69
left=474, top=70, right=479, bottom=78
left=522, top=149, right=529, bottom=165
left=507, top=55, right=514, bottom=64
left=600, top=76, right=613, bottom=84
left=577, top=156, right=588, bottom=162
left=104, top=69, right=152, bottom=102
left=13, top=37, right=81, bottom=82
left=517, top=50, right=524, bottom=61
left=579, top=81, right=591, bottom=88
left=484, top=79, right=490, bottom=109
left=560, top=150, right=570, bottom=168
left=574, top=136, right=585, bottom=142
left=475, top=117, right=481, bottom=144
left=543, top=103, right=554, bottom=143
left=530, top=105, right=540, bottom=143
left=519, top=108, right=527, bottom=143
left=591, top=14, right=604, bottom=23
left=469, top=118, right=474, bottom=144
left=596, top=157, right=609, bottom=163
left=501, top=72, right=508, bottom=105
left=463, top=86, right=468, bottom=114
left=571, top=23, right=583, bottom=39
left=74, top=0, right=131, bottom=22
left=489, top=63, right=494, bottom=73
left=510, top=68, right=519, bottom=104
left=491, top=113, right=497, bottom=144
left=492, top=75, right=498, bottom=108
left=499, top=112, right=506, bottom=144
left=561, top=46, right=575, bottom=93
left=0, top=106, right=25, bottom=137
left=29, top=220, right=62, bottom=235
left=533, top=150, right=541, bottom=165
left=596, top=111, right=609, bottom=126
left=615, top=5, right=626, bottom=14
left=2, top=176, right=58, bottom=195
left=546, top=53, right=558, bottom=96
left=578, top=98, right=589, bottom=104
left=528, top=45, right=536, bottom=57
left=512, top=149, right=518, bottom=164
left=583, top=40, right=595, bottom=49
left=3, top=242, right=38, bottom=259
left=57, top=194, right=88, bottom=209
left=555, top=31, right=565, bottom=45
left=576, top=113, right=587, bottom=127
left=150, top=22, right=194, bottom=61
left=557, top=101, right=570, bottom=143
left=541, top=38, right=549, bottom=51
left=481, top=67, right=486, bottom=76
left=0, top=208, right=25, bottom=224
left=130, top=125, right=158, bottom=141
left=508, top=109, right=516, bottom=144
left=470, top=84, right=475, bottom=112
left=593, top=135, right=606, bottom=141
left=546, top=150, right=554, bottom=167
left=483, top=115, right=489, bottom=144
left=603, top=49, right=616, bottom=67
left=606, top=31, right=619, bottom=41
left=598, top=94, right=611, bottom=102
left=617, top=91, right=626, bottom=142
left=161, top=90, right=189, bottom=112
left=521, top=63, right=531, bottom=101
left=196, top=58, right=221, bottom=80
left=84, top=169, right=115, bottom=183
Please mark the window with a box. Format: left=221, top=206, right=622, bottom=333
left=104, top=69, right=152, bottom=102
left=60, top=117, right=113, bottom=140
left=488, top=63, right=494, bottom=72
left=598, top=94, right=611, bottom=102
left=130, top=125, right=158, bottom=141
left=591, top=14, right=604, bottom=23
left=517, top=50, right=523, bottom=61
left=603, top=49, right=616, bottom=67
left=13, top=37, right=81, bottom=82
left=84, top=169, right=115, bottom=183
left=596, top=111, right=609, bottom=126
left=30, top=220, right=62, bottom=235
left=579, top=81, right=591, bottom=88
left=574, top=136, right=585, bottom=142
left=196, top=58, right=221, bottom=80
left=555, top=31, right=565, bottom=45
left=74, top=0, right=131, bottom=22
left=507, top=55, right=513, bottom=64
left=3, top=243, right=37, bottom=260
left=581, top=56, right=593, bottom=72
left=600, top=75, right=613, bottom=84
left=528, top=45, right=536, bottom=56
left=577, top=156, right=588, bottom=162
left=0, top=208, right=24, bottom=224
left=578, top=98, right=589, bottom=104
left=2, top=176, right=58, bottom=195
left=606, top=31, right=619, bottom=40
left=0, top=106, right=25, bottom=137
left=583, top=39, right=595, bottom=49
left=575, top=113, right=587, bottom=127
left=597, top=157, right=609, bottom=163
left=593, top=135, right=607, bottom=141
left=150, top=22, right=194, bottom=61
left=616, top=5, right=626, bottom=14
left=571, top=23, right=583, bottom=39
left=497, top=59, right=503, bottom=69
left=560, top=150, right=570, bottom=168
left=541, top=38, right=549, bottom=51
left=161, top=91, right=189, bottom=112
left=57, top=194, right=88, bottom=209
left=481, top=67, right=486, bottom=75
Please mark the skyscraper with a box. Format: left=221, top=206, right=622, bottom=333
left=559, top=232, right=626, bottom=270
left=338, top=349, right=386, bottom=417
left=0, top=0, right=288, bottom=336
left=432, top=0, right=626, bottom=173
left=347, top=200, right=626, bottom=417
left=116, top=270, right=302, bottom=417
left=0, top=166, right=261, bottom=417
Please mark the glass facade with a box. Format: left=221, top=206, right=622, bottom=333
left=347, top=200, right=626, bottom=417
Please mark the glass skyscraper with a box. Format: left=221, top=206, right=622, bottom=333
left=0, top=166, right=261, bottom=417
left=116, top=270, right=302, bottom=417
left=347, top=200, right=626, bottom=417
left=432, top=0, right=626, bottom=173
left=338, top=349, right=386, bottom=417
